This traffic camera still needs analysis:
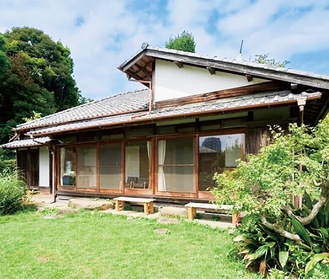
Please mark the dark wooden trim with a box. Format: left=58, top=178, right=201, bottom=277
left=155, top=81, right=289, bottom=109
left=206, top=66, right=215, bottom=75
left=96, top=142, right=100, bottom=192
left=174, top=61, right=183, bottom=68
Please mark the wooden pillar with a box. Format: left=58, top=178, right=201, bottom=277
left=26, top=148, right=31, bottom=189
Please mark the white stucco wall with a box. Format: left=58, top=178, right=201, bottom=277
left=39, top=146, right=50, bottom=187
left=154, top=60, right=269, bottom=102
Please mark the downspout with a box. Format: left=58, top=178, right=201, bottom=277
left=297, top=97, right=307, bottom=125
left=293, top=96, right=307, bottom=208
left=50, top=146, right=57, bottom=203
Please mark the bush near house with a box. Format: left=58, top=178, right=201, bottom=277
left=0, top=148, right=15, bottom=173
left=213, top=116, right=329, bottom=278
left=0, top=168, right=27, bottom=215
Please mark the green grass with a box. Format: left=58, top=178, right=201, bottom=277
left=0, top=209, right=258, bottom=279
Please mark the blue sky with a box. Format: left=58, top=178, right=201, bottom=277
left=0, top=0, right=328, bottom=100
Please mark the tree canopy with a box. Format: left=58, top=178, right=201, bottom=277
left=0, top=35, right=9, bottom=79
left=165, top=31, right=196, bottom=53
left=214, top=119, right=329, bottom=238
left=0, top=27, right=84, bottom=143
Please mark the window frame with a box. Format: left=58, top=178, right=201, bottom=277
left=155, top=134, right=198, bottom=198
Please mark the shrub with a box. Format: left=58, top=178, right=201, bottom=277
left=0, top=148, right=16, bottom=173
left=213, top=118, right=329, bottom=278
left=231, top=193, right=329, bottom=278
left=0, top=168, right=27, bottom=215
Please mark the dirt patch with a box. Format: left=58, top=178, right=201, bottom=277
left=154, top=228, right=170, bottom=234
left=157, top=217, right=180, bottom=224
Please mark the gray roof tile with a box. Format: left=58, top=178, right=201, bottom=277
left=26, top=90, right=320, bottom=137
left=0, top=137, right=51, bottom=148
left=16, top=89, right=149, bottom=131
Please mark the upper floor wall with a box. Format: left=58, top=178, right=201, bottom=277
left=153, top=60, right=269, bottom=102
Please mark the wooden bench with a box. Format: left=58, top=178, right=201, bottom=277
left=113, top=196, right=155, bottom=215
left=185, top=202, right=239, bottom=226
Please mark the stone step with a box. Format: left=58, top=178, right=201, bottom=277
left=68, top=198, right=114, bottom=211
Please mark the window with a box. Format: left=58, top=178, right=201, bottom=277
left=77, top=145, right=97, bottom=189
left=99, top=143, right=122, bottom=189
left=60, top=146, right=76, bottom=186
left=158, top=137, right=195, bottom=193
left=198, top=134, right=244, bottom=191
left=125, top=141, right=150, bottom=189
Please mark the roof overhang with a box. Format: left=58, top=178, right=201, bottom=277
left=1, top=137, right=52, bottom=149
left=25, top=90, right=321, bottom=137
left=118, top=46, right=329, bottom=90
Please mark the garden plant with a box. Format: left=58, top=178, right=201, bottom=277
left=0, top=168, right=27, bottom=215
left=213, top=117, right=329, bottom=278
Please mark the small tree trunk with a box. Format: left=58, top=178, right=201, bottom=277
left=260, top=216, right=301, bottom=242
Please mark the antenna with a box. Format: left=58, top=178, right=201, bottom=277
left=239, top=40, right=244, bottom=54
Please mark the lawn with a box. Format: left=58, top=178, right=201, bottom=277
left=0, top=209, right=258, bottom=279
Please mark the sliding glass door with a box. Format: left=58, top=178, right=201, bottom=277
left=125, top=141, right=150, bottom=189
left=99, top=143, right=123, bottom=190
left=158, top=137, right=195, bottom=193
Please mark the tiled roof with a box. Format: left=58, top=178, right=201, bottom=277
left=15, top=89, right=149, bottom=131
left=0, top=137, right=51, bottom=148
left=119, top=46, right=329, bottom=90
left=26, top=90, right=321, bottom=137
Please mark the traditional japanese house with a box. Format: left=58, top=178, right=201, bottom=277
left=2, top=46, right=329, bottom=202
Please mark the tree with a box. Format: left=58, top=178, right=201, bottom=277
left=0, top=27, right=84, bottom=143
left=3, top=27, right=81, bottom=111
left=214, top=120, right=329, bottom=239
left=165, top=31, right=196, bottom=53
left=213, top=119, right=329, bottom=277
left=0, top=34, right=10, bottom=79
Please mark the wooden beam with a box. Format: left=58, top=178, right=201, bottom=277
left=155, top=81, right=289, bottom=109
left=246, top=74, right=253, bottom=82
left=290, top=83, right=298, bottom=91
left=206, top=67, right=216, bottom=75
left=173, top=61, right=183, bottom=68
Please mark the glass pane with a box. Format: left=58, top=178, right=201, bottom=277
left=125, top=141, right=150, bottom=189
left=198, top=134, right=244, bottom=191
left=100, top=167, right=122, bottom=189
left=163, top=166, right=194, bottom=192
left=100, top=143, right=122, bottom=190
left=158, top=138, right=195, bottom=193
left=77, top=145, right=96, bottom=189
left=164, top=138, right=194, bottom=164
left=60, top=147, right=76, bottom=186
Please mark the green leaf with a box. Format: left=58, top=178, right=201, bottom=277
left=291, top=214, right=312, bottom=246
left=304, top=192, right=313, bottom=209
left=254, top=244, right=269, bottom=259
left=323, top=202, right=329, bottom=228
left=233, top=235, right=245, bottom=242
left=305, top=253, right=329, bottom=276
left=278, top=251, right=289, bottom=269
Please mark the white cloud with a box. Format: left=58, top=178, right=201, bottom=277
left=0, top=0, right=328, bottom=100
